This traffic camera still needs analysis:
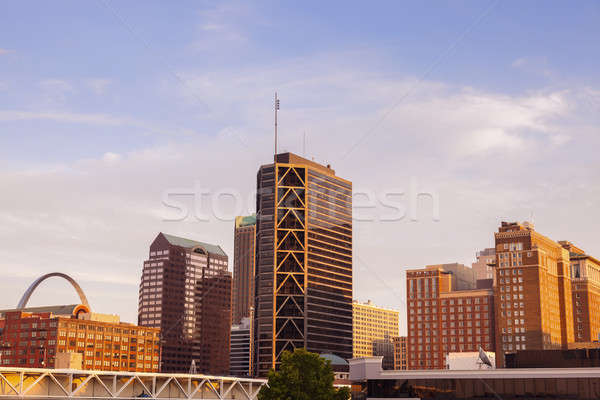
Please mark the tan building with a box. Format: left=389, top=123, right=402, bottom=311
left=493, top=221, right=574, bottom=367
left=560, top=241, right=600, bottom=343
left=406, top=264, right=495, bottom=370
left=353, top=300, right=399, bottom=359
left=472, top=248, right=496, bottom=282
left=393, top=336, right=408, bottom=370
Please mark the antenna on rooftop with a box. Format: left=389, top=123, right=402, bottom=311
left=529, top=210, right=535, bottom=225
left=303, top=131, right=306, bottom=157
left=274, top=92, right=280, bottom=157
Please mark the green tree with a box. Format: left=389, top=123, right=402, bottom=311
left=258, top=349, right=350, bottom=400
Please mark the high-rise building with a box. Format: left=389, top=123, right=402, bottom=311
left=233, top=215, right=256, bottom=325
left=406, top=263, right=495, bottom=369
left=195, top=269, right=232, bottom=375
left=559, top=241, right=600, bottom=343
left=472, top=248, right=496, bottom=282
left=0, top=305, right=159, bottom=372
left=230, top=317, right=253, bottom=377
left=352, top=300, right=399, bottom=358
left=254, top=153, right=353, bottom=376
left=392, top=336, right=408, bottom=370
left=138, top=232, right=231, bottom=374
left=493, top=222, right=574, bottom=367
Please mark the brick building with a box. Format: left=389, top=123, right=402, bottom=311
left=559, top=241, right=600, bottom=343
left=406, top=264, right=495, bottom=370
left=393, top=336, right=408, bottom=370
left=493, top=222, right=574, bottom=367
left=0, top=305, right=159, bottom=372
left=138, top=233, right=231, bottom=374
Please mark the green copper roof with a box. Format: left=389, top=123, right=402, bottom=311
left=161, top=233, right=227, bottom=256
left=320, top=353, right=348, bottom=365
left=235, top=214, right=256, bottom=228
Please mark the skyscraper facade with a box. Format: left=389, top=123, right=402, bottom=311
left=233, top=215, right=256, bottom=325
left=138, top=232, right=231, bottom=374
left=254, top=153, right=353, bottom=376
left=352, top=300, right=399, bottom=358
left=406, top=264, right=495, bottom=369
left=493, top=222, right=574, bottom=367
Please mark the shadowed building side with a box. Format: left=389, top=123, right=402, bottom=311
left=254, top=153, right=353, bottom=376
left=233, top=215, right=256, bottom=325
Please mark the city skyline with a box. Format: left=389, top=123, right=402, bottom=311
left=2, top=1, right=600, bottom=337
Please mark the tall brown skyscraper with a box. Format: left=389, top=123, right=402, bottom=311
left=254, top=153, right=353, bottom=376
left=138, top=232, right=231, bottom=374
left=493, top=222, right=574, bottom=367
left=233, top=214, right=256, bottom=325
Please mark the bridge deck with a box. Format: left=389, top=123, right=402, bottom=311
left=0, top=367, right=267, bottom=400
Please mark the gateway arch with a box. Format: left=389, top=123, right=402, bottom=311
left=17, top=272, right=90, bottom=310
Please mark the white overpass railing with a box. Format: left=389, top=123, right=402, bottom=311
left=0, top=367, right=267, bottom=399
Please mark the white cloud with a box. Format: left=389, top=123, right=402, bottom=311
left=191, top=2, right=252, bottom=50
left=511, top=56, right=555, bottom=78
left=0, top=109, right=203, bottom=138
left=0, top=48, right=12, bottom=55
left=38, top=79, right=76, bottom=105
left=0, top=110, right=128, bottom=125
left=102, top=152, right=121, bottom=164
left=464, top=128, right=523, bottom=154
left=86, top=78, right=112, bottom=95
left=2, top=55, right=599, bottom=329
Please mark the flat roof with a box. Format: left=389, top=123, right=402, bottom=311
left=349, top=357, right=600, bottom=380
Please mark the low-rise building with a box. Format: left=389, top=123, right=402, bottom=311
left=0, top=305, right=159, bottom=372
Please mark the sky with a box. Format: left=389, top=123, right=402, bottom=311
left=1, top=1, right=599, bottom=334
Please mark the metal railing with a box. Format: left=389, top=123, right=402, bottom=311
left=0, top=367, right=267, bottom=399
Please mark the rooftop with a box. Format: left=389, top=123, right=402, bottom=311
left=0, top=304, right=87, bottom=318
left=161, top=233, right=227, bottom=256
left=321, top=353, right=348, bottom=366
left=235, top=214, right=256, bottom=228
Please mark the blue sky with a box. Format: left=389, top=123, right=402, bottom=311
left=1, top=1, right=599, bottom=329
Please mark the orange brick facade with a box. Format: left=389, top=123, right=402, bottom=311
left=0, top=310, right=159, bottom=372
left=494, top=222, right=574, bottom=367
left=406, top=264, right=495, bottom=370
left=393, top=336, right=408, bottom=370
left=563, top=243, right=600, bottom=343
